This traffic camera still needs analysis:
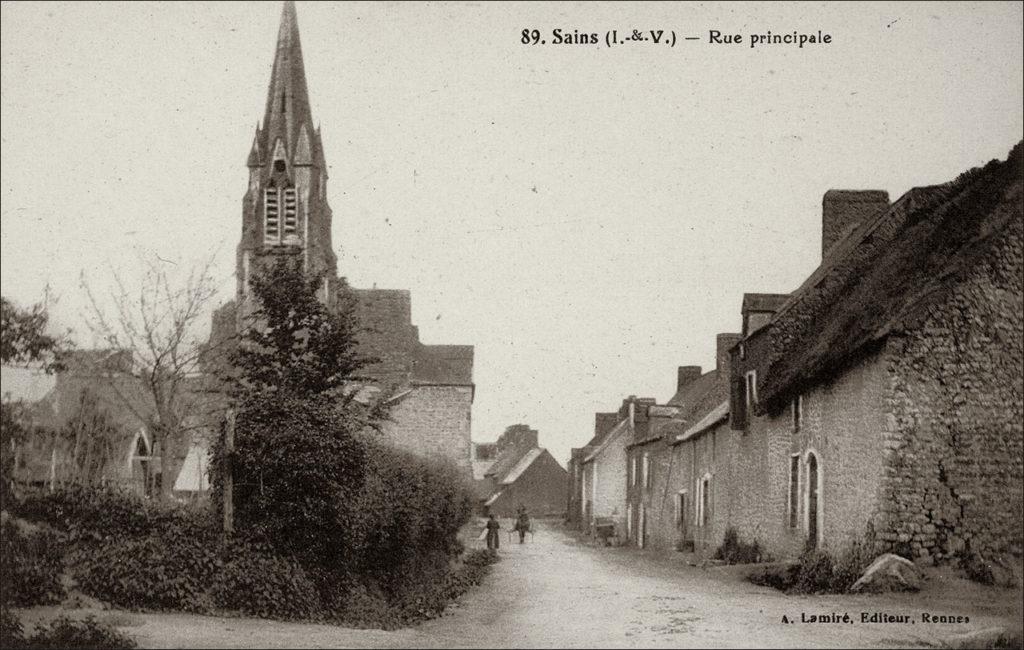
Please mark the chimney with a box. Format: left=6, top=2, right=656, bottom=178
left=716, top=333, right=742, bottom=373
left=741, top=293, right=790, bottom=337
left=594, top=412, right=619, bottom=440
left=677, top=366, right=702, bottom=392
left=822, top=190, right=890, bottom=258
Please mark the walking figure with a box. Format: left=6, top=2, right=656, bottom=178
left=514, top=506, right=531, bottom=544
left=485, top=513, right=501, bottom=550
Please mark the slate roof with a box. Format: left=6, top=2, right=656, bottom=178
left=500, top=448, right=545, bottom=485
left=753, top=142, right=1023, bottom=413
left=676, top=400, right=729, bottom=443
left=666, top=370, right=717, bottom=409
left=484, top=445, right=533, bottom=483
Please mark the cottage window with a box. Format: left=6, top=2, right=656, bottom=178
left=676, top=490, right=688, bottom=533
left=804, top=451, right=822, bottom=548
left=788, top=454, right=800, bottom=528
left=643, top=453, right=652, bottom=490
left=745, top=370, right=758, bottom=410
left=264, top=185, right=280, bottom=244
left=792, top=395, right=802, bottom=433
left=696, top=473, right=712, bottom=527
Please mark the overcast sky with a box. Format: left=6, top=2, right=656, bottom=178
left=2, top=1, right=1022, bottom=466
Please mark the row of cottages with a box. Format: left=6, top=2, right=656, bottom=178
left=569, top=142, right=1023, bottom=565
left=472, top=425, right=568, bottom=518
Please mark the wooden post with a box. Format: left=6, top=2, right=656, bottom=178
left=223, top=408, right=235, bottom=538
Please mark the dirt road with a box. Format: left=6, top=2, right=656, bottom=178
left=83, top=521, right=1021, bottom=648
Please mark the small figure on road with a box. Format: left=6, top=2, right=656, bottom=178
left=485, top=513, right=501, bottom=550
left=514, top=506, right=531, bottom=544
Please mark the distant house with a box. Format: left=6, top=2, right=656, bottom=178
left=476, top=425, right=567, bottom=518
left=3, top=351, right=211, bottom=499
left=627, top=335, right=740, bottom=554
left=580, top=398, right=653, bottom=537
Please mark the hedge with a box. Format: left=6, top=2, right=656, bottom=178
left=0, top=517, right=66, bottom=607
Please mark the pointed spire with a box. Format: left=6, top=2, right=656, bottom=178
left=260, top=1, right=314, bottom=165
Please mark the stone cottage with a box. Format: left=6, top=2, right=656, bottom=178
left=632, top=334, right=741, bottom=555
left=580, top=397, right=654, bottom=537
left=725, top=144, right=1023, bottom=563
left=476, top=425, right=568, bottom=518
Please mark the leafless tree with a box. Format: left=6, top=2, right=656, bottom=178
left=80, top=253, right=227, bottom=500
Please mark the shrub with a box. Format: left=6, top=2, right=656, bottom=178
left=348, top=443, right=473, bottom=586
left=0, top=517, right=66, bottom=606
left=15, top=484, right=215, bottom=544
left=73, top=534, right=220, bottom=612
left=9, top=614, right=136, bottom=649
left=747, top=563, right=799, bottom=591
left=209, top=542, right=323, bottom=621
left=713, top=527, right=767, bottom=565
left=1, top=608, right=25, bottom=647
left=752, top=538, right=878, bottom=594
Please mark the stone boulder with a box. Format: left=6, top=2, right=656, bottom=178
left=849, top=553, right=922, bottom=593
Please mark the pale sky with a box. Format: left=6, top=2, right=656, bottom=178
left=2, top=1, right=1022, bottom=466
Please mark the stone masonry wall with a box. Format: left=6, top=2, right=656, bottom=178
left=880, top=214, right=1024, bottom=562
left=383, top=385, right=474, bottom=475
left=724, top=350, right=890, bottom=561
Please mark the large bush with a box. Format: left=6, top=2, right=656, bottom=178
left=74, top=535, right=220, bottom=612
left=349, top=444, right=474, bottom=587
left=210, top=392, right=368, bottom=572
left=0, top=517, right=66, bottom=607
left=15, top=484, right=215, bottom=544
left=209, top=541, right=323, bottom=620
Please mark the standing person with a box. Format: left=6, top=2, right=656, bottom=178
left=515, top=506, right=531, bottom=544
left=485, top=513, right=501, bottom=550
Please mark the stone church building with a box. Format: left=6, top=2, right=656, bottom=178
left=208, top=1, right=475, bottom=475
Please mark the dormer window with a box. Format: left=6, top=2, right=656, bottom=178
left=274, top=159, right=286, bottom=173
left=264, top=184, right=280, bottom=244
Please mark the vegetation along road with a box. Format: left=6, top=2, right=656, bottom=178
left=40, top=520, right=1020, bottom=649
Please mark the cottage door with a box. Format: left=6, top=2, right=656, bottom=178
left=639, top=504, right=647, bottom=549
left=807, top=454, right=819, bottom=548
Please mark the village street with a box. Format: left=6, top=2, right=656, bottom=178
left=83, top=520, right=1020, bottom=649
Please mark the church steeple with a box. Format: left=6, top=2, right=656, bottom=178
left=237, top=1, right=337, bottom=320
left=259, top=0, right=315, bottom=165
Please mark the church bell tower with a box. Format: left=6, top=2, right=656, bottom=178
left=237, top=1, right=336, bottom=321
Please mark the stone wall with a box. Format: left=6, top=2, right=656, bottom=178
left=880, top=213, right=1024, bottom=562
left=383, top=385, right=474, bottom=475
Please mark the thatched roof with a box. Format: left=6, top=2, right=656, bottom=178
left=756, top=141, right=1024, bottom=414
